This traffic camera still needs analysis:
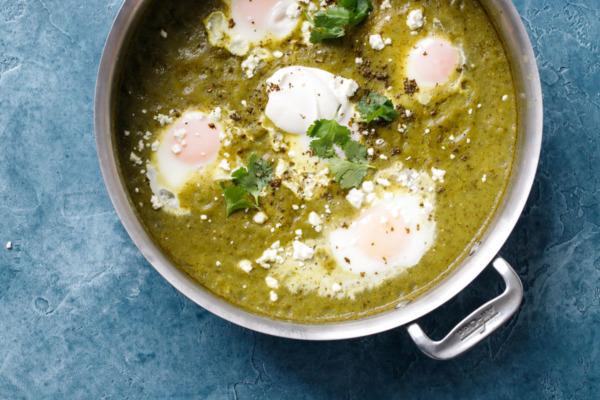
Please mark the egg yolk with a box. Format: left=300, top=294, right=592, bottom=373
left=167, top=114, right=221, bottom=166
left=407, top=37, right=459, bottom=87
left=354, top=205, right=411, bottom=261
left=231, top=0, right=282, bottom=35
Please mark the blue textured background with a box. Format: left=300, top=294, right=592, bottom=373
left=1, top=0, right=598, bottom=398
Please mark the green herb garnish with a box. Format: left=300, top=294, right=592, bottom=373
left=329, top=157, right=374, bottom=189
left=306, top=116, right=351, bottom=158
left=343, top=139, right=368, bottom=163
left=304, top=0, right=373, bottom=44
left=357, top=92, right=399, bottom=123
left=305, top=114, right=374, bottom=189
left=220, top=183, right=257, bottom=217
left=231, top=154, right=272, bottom=203
left=220, top=154, right=272, bottom=217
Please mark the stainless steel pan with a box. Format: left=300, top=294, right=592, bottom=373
left=95, top=0, right=542, bottom=359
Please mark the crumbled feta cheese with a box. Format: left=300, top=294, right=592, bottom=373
left=160, top=29, right=168, bottom=38
left=362, top=181, right=374, bottom=193
left=124, top=130, right=130, bottom=136
left=332, top=283, right=342, bottom=292
left=253, top=212, right=267, bottom=224
left=346, top=188, right=365, bottom=208
left=502, top=94, right=509, bottom=101
left=308, top=212, right=322, bottom=231
left=150, top=195, right=163, bottom=210
left=151, top=140, right=159, bottom=152
left=381, top=0, right=392, bottom=9
left=366, top=192, right=377, bottom=203
left=301, top=21, right=312, bottom=44
left=431, top=167, right=446, bottom=183
left=367, top=148, right=375, bottom=156
left=241, top=54, right=262, bottom=78
left=273, top=50, right=284, bottom=58
left=292, top=240, right=315, bottom=261
left=171, top=144, right=182, bottom=155
left=173, top=129, right=187, bottom=142
left=209, top=107, right=222, bottom=120
left=384, top=37, right=392, bottom=45
left=239, top=260, right=253, bottom=273
left=154, top=113, right=174, bottom=126
left=216, top=261, right=221, bottom=266
left=129, top=152, right=142, bottom=165
left=295, top=229, right=303, bottom=237
left=450, top=154, right=456, bottom=159
left=375, top=138, right=385, bottom=145
left=6, top=241, right=12, bottom=250
left=407, top=9, right=425, bottom=30
left=219, top=159, right=231, bottom=171
left=380, top=154, right=388, bottom=160
left=286, top=2, right=302, bottom=18
left=256, top=241, right=285, bottom=268
left=355, top=57, right=364, bottom=65
left=270, top=291, right=279, bottom=301
left=265, top=276, right=279, bottom=289
left=369, top=34, right=386, bottom=50
left=482, top=174, right=487, bottom=182
left=376, top=178, right=391, bottom=187
left=200, top=215, right=208, bottom=220
left=292, top=204, right=300, bottom=210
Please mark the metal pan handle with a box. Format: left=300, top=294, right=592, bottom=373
left=406, top=257, right=523, bottom=360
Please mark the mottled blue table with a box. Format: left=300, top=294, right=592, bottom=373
left=1, top=0, right=598, bottom=398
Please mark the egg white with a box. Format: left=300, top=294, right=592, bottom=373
left=329, top=193, right=436, bottom=276
left=204, top=0, right=303, bottom=56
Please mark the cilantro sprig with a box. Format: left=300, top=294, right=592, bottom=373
left=307, top=115, right=351, bottom=158
left=304, top=0, right=373, bottom=44
left=329, top=158, right=373, bottom=189
left=306, top=115, right=374, bottom=189
left=220, top=154, right=272, bottom=217
left=357, top=92, right=399, bottom=123
left=220, top=183, right=256, bottom=218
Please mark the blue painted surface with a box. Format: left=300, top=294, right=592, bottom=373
left=0, top=0, right=598, bottom=398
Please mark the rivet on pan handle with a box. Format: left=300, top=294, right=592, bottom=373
left=407, top=257, right=523, bottom=360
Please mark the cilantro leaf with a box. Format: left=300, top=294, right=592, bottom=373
left=310, top=25, right=346, bottom=43
left=329, top=157, right=374, bottom=189
left=307, top=118, right=351, bottom=158
left=220, top=154, right=273, bottom=218
left=220, top=182, right=257, bottom=218
left=305, top=0, right=372, bottom=44
left=343, top=140, right=368, bottom=163
left=357, top=93, right=399, bottom=123
left=339, top=0, right=373, bottom=27
left=313, top=6, right=351, bottom=27
left=231, top=154, right=273, bottom=204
